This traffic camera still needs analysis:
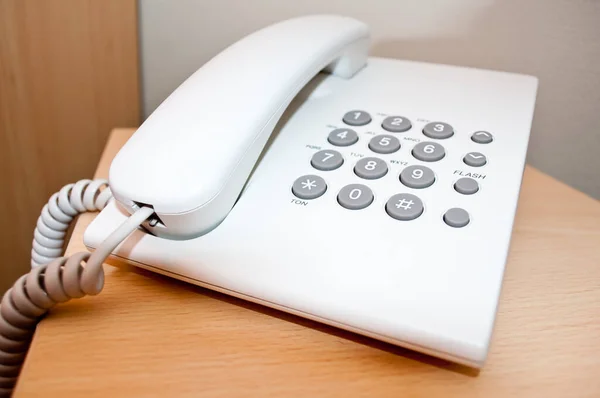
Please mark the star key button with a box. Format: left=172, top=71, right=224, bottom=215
left=292, top=175, right=327, bottom=200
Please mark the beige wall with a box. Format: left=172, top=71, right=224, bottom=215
left=139, top=0, right=600, bottom=198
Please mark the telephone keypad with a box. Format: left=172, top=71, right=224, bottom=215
left=354, top=157, right=388, bottom=180
left=385, top=193, right=424, bottom=221
left=412, top=141, right=446, bottom=162
left=422, top=122, right=454, bottom=139
left=292, top=175, right=327, bottom=200
left=337, top=184, right=374, bottom=210
left=311, top=150, right=344, bottom=171
left=293, top=111, right=492, bottom=225
left=400, top=165, right=435, bottom=189
left=342, top=110, right=371, bottom=126
left=381, top=116, right=412, bottom=132
left=328, top=128, right=359, bottom=146
left=368, top=135, right=401, bottom=154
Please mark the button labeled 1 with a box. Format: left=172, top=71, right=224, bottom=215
left=343, top=110, right=371, bottom=126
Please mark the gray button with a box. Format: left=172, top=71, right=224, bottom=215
left=368, top=135, right=401, bottom=154
left=400, top=165, right=435, bottom=189
left=354, top=157, right=388, bottom=179
left=412, top=141, right=445, bottom=162
left=385, top=193, right=424, bottom=221
left=463, top=152, right=487, bottom=167
left=343, top=110, right=371, bottom=126
left=443, top=208, right=470, bottom=228
left=454, top=177, right=479, bottom=195
left=328, top=128, right=358, bottom=147
left=337, top=184, right=374, bottom=210
left=423, top=122, right=454, bottom=139
left=292, top=175, right=327, bottom=200
left=311, top=150, right=343, bottom=171
left=471, top=131, right=493, bottom=144
left=382, top=116, right=412, bottom=132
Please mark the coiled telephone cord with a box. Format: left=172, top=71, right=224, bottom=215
left=0, top=179, right=153, bottom=396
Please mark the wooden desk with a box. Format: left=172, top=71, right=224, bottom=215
left=14, top=128, right=600, bottom=397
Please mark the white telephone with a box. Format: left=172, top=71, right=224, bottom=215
left=1, top=15, right=538, bottom=392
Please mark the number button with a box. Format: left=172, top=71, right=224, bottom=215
left=400, top=165, right=435, bottom=189
left=342, top=110, right=371, bottom=126
left=385, top=193, right=424, bottom=221
left=423, top=122, right=454, bottom=139
left=471, top=131, right=493, bottom=144
left=328, top=128, right=358, bottom=147
left=354, top=157, right=388, bottom=179
left=412, top=141, right=445, bottom=162
left=337, top=184, right=374, bottom=210
left=310, top=150, right=343, bottom=171
left=463, top=152, right=487, bottom=167
left=368, top=134, right=401, bottom=154
left=382, top=116, right=412, bottom=132
left=292, top=175, right=327, bottom=200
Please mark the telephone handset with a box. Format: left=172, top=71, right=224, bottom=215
left=110, top=15, right=370, bottom=239
left=1, top=15, right=538, bottom=392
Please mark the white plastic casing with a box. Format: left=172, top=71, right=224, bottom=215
left=86, top=56, right=538, bottom=368
left=109, top=15, right=369, bottom=239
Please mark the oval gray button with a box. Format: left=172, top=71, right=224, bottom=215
left=412, top=141, right=445, bottom=162
left=400, top=165, right=435, bottom=189
left=337, top=184, right=374, bottom=210
left=328, top=128, right=358, bottom=147
left=354, top=157, right=388, bottom=179
left=369, top=135, right=401, bottom=154
left=385, top=193, right=424, bottom=221
left=454, top=177, right=479, bottom=194
left=471, top=131, right=493, bottom=144
left=343, top=110, right=371, bottom=126
left=311, top=150, right=343, bottom=171
left=463, top=152, right=487, bottom=167
left=382, top=116, right=412, bottom=132
left=423, top=122, right=454, bottom=139
left=444, top=208, right=470, bottom=228
left=292, top=175, right=327, bottom=200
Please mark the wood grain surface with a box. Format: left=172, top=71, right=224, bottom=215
left=0, top=0, right=140, bottom=295
left=13, top=129, right=600, bottom=397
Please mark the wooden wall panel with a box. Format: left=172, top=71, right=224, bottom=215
left=0, top=0, right=140, bottom=293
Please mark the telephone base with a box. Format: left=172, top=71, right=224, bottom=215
left=85, top=57, right=537, bottom=368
